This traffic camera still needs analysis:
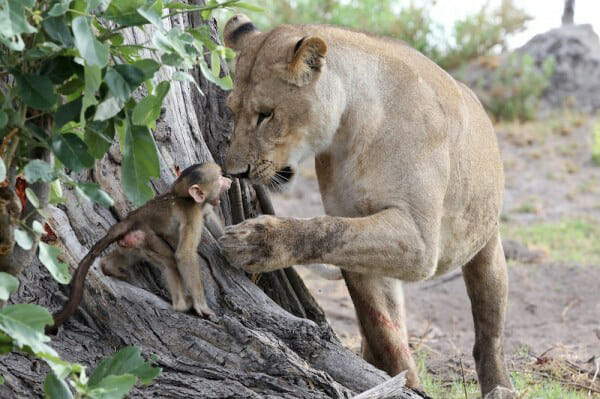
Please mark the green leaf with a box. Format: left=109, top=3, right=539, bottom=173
left=32, top=220, right=44, bottom=235
left=0, top=375, right=4, bottom=384
left=15, top=73, right=58, bottom=111
left=37, top=352, right=83, bottom=381
left=72, top=17, right=109, bottom=68
left=48, top=0, right=73, bottom=17
left=164, top=2, right=199, bottom=10
left=0, top=304, right=57, bottom=357
left=121, top=124, right=160, bottom=206
left=25, top=187, right=40, bottom=208
left=89, top=346, right=160, bottom=387
left=38, top=243, right=71, bottom=285
left=51, top=133, right=94, bottom=172
left=172, top=71, right=203, bottom=95
left=58, top=77, right=85, bottom=97
left=211, top=51, right=221, bottom=77
left=1, top=304, right=53, bottom=332
left=132, top=59, right=160, bottom=81
left=49, top=180, right=64, bottom=205
left=14, top=228, right=33, bottom=250
left=104, top=68, right=130, bottom=102
left=113, top=65, right=145, bottom=89
left=41, top=57, right=83, bottom=86
left=0, top=110, right=7, bottom=130
left=24, top=160, right=55, bottom=184
left=137, top=0, right=164, bottom=30
left=233, top=1, right=265, bottom=12
left=0, top=0, right=37, bottom=51
left=75, top=182, right=114, bottom=208
left=85, top=120, right=114, bottom=159
left=131, top=81, right=169, bottom=126
left=199, top=60, right=232, bottom=90
left=0, top=156, right=6, bottom=182
left=0, top=272, right=19, bottom=301
left=87, top=374, right=137, bottom=399
left=55, top=98, right=83, bottom=129
left=42, top=15, right=74, bottom=48
left=105, top=0, right=151, bottom=27
left=0, top=332, right=12, bottom=354
left=44, top=372, right=73, bottom=399
left=104, top=65, right=145, bottom=102
left=81, top=65, right=102, bottom=123
left=94, top=96, right=124, bottom=121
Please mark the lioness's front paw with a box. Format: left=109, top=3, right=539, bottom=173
left=219, top=215, right=290, bottom=273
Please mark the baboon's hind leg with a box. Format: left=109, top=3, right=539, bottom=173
left=143, top=231, right=190, bottom=311
left=463, top=231, right=513, bottom=397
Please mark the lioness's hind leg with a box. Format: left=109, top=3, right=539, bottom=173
left=343, top=272, right=419, bottom=388
left=463, top=232, right=513, bottom=397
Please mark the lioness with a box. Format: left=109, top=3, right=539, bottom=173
left=220, top=15, right=513, bottom=398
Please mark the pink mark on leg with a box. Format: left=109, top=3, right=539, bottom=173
left=366, top=304, right=401, bottom=331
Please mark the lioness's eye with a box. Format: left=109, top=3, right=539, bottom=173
left=257, top=110, right=273, bottom=126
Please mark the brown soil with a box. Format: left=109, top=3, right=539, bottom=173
left=271, top=113, right=600, bottom=377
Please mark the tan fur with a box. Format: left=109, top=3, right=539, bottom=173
left=220, top=16, right=512, bottom=397
left=52, top=164, right=230, bottom=330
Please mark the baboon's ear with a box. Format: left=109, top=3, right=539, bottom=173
left=188, top=184, right=205, bottom=204
left=279, top=36, right=327, bottom=87
left=224, top=14, right=259, bottom=51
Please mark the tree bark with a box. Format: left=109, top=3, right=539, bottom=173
left=0, top=5, right=423, bottom=399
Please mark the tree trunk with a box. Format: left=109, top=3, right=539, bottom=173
left=0, top=6, right=423, bottom=399
left=562, top=0, right=575, bottom=25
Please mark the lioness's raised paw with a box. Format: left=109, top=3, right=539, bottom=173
left=219, top=215, right=291, bottom=273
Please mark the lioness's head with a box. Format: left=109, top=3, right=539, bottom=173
left=223, top=15, right=330, bottom=189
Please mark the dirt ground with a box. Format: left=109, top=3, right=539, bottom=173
left=270, top=112, right=600, bottom=381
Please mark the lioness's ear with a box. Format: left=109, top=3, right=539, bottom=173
left=224, top=14, right=260, bottom=51
left=282, top=36, right=327, bottom=87
left=279, top=36, right=328, bottom=87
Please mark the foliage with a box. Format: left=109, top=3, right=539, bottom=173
left=482, top=54, right=555, bottom=122
left=502, top=218, right=600, bottom=265
left=0, top=2, right=255, bottom=286
left=591, top=122, right=600, bottom=166
left=439, top=0, right=531, bottom=70
left=415, top=350, right=591, bottom=398
left=218, top=0, right=530, bottom=70
left=0, top=272, right=160, bottom=398
left=0, top=0, right=258, bottom=396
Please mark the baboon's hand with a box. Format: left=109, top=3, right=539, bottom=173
left=219, top=215, right=292, bottom=273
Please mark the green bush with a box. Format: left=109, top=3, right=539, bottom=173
left=440, top=0, right=531, bottom=70
left=0, top=0, right=257, bottom=396
left=484, top=54, right=555, bottom=121
left=218, top=0, right=530, bottom=70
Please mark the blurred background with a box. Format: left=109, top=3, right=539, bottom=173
left=221, top=1, right=600, bottom=397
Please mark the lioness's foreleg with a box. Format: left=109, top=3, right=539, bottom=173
left=220, top=208, right=439, bottom=280
left=344, top=271, right=419, bottom=387
left=463, top=231, right=513, bottom=397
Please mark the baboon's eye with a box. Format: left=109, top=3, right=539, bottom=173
left=257, top=110, right=273, bottom=126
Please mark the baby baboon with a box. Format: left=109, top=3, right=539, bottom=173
left=51, top=163, right=231, bottom=331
